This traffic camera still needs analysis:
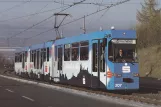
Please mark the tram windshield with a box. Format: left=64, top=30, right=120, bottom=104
left=108, top=39, right=138, bottom=63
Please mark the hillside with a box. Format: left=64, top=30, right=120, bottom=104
left=138, top=45, right=161, bottom=79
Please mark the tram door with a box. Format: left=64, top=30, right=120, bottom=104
left=54, top=45, right=63, bottom=82
left=92, top=38, right=107, bottom=88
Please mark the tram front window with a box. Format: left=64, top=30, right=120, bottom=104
left=108, top=39, right=138, bottom=63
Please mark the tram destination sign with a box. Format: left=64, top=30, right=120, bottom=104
left=111, top=39, right=136, bottom=44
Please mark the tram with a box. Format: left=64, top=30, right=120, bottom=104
left=14, top=29, right=139, bottom=90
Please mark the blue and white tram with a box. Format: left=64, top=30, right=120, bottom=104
left=15, top=41, right=53, bottom=81
left=14, top=30, right=139, bottom=90
left=15, top=46, right=29, bottom=77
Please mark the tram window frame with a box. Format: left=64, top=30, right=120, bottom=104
left=47, top=47, right=49, bottom=61
left=30, top=51, right=32, bottom=62
left=55, top=46, right=57, bottom=61
left=114, top=44, right=137, bottom=63
left=40, top=49, right=44, bottom=68
left=32, top=51, right=34, bottom=62
left=71, top=42, right=79, bottom=61
left=15, top=53, right=20, bottom=62
left=64, top=44, right=71, bottom=61
left=19, top=53, right=21, bottom=62
left=108, top=39, right=137, bottom=63
left=25, top=51, right=27, bottom=62
left=15, top=54, right=17, bottom=62
left=43, top=48, right=46, bottom=62
left=100, top=42, right=105, bottom=72
left=33, top=50, right=36, bottom=68
left=58, top=46, right=63, bottom=70
left=92, top=43, right=98, bottom=72
left=22, top=52, right=25, bottom=68
left=80, top=41, right=89, bottom=61
left=17, top=53, right=19, bottom=62
left=37, top=50, right=40, bottom=69
left=19, top=53, right=22, bottom=62
left=108, top=40, right=114, bottom=62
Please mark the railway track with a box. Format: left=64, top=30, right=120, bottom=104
left=2, top=71, right=161, bottom=106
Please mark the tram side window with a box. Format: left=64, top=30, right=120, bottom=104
left=25, top=51, right=27, bottom=62
left=31, top=52, right=33, bottom=62
left=72, top=42, right=79, bottom=61
left=80, top=41, right=89, bottom=60
left=17, top=53, right=19, bottom=62
left=43, top=48, right=46, bottom=62
left=47, top=47, right=49, bottom=61
left=108, top=41, right=113, bottom=61
left=37, top=50, right=40, bottom=69
left=40, top=49, right=43, bottom=68
left=33, top=50, right=36, bottom=68
left=30, top=51, right=31, bottom=62
left=19, top=53, right=22, bottom=62
left=58, top=47, right=62, bottom=70
left=30, top=51, right=32, bottom=62
left=15, top=53, right=20, bottom=62
left=22, top=53, right=25, bottom=68
left=64, top=44, right=71, bottom=61
left=92, top=43, right=97, bottom=72
left=100, top=43, right=105, bottom=72
left=55, top=46, right=57, bottom=61
left=32, top=51, right=34, bottom=62
left=15, top=53, right=19, bottom=62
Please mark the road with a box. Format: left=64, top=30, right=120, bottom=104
left=0, top=76, right=133, bottom=107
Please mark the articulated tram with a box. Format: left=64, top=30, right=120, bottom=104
left=14, top=30, right=139, bottom=90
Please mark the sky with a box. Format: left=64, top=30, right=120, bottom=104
left=0, top=0, right=159, bottom=47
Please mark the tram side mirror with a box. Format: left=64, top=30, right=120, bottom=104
left=102, top=38, right=107, bottom=47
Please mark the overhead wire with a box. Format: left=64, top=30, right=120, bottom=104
left=8, top=0, right=87, bottom=39
left=12, top=0, right=56, bottom=47
left=86, top=0, right=105, bottom=27
left=61, top=0, right=130, bottom=27
left=26, top=3, right=50, bottom=20
left=0, top=6, right=69, bottom=23
left=25, top=0, right=54, bottom=21
left=0, top=0, right=138, bottom=23
left=0, top=0, right=65, bottom=2
left=86, top=2, right=111, bottom=29
left=25, top=0, right=130, bottom=40
left=0, top=0, right=71, bottom=5
left=0, top=0, right=32, bottom=15
left=0, top=0, right=143, bottom=4
left=0, top=0, right=70, bottom=23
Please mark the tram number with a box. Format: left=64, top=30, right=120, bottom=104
left=115, top=84, right=122, bottom=88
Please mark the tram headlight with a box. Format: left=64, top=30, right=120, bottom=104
left=133, top=73, right=139, bottom=77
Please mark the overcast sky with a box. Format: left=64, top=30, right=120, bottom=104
left=0, top=0, right=159, bottom=46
